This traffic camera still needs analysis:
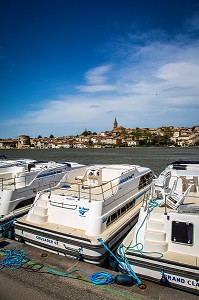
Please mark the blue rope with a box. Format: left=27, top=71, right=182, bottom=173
left=98, top=238, right=142, bottom=286
left=0, top=241, right=114, bottom=286
left=47, top=267, right=114, bottom=285
left=133, top=200, right=162, bottom=257
left=0, top=218, right=16, bottom=236
left=116, top=200, right=164, bottom=284
left=118, top=200, right=163, bottom=262
left=0, top=244, right=29, bottom=270
left=47, top=267, right=91, bottom=278
left=90, top=272, right=114, bottom=285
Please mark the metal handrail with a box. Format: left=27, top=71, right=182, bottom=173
left=47, top=174, right=153, bottom=204
left=0, top=164, right=70, bottom=191
left=0, top=168, right=65, bottom=191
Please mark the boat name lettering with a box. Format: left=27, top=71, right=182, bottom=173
left=119, top=174, right=134, bottom=184
left=166, top=274, right=199, bottom=287
left=36, top=235, right=58, bottom=245
left=79, top=206, right=89, bottom=217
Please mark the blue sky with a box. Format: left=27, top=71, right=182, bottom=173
left=1, top=0, right=199, bottom=138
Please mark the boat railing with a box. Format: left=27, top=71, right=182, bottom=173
left=46, top=171, right=120, bottom=202
left=62, top=178, right=118, bottom=202
left=0, top=171, right=61, bottom=193
left=141, top=178, right=156, bottom=208
left=0, top=176, right=18, bottom=191
left=47, top=173, right=153, bottom=204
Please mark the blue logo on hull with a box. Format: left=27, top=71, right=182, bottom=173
left=79, top=206, right=89, bottom=217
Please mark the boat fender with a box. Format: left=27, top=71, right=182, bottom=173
left=0, top=218, right=16, bottom=239
left=77, top=246, right=84, bottom=261
left=160, top=270, right=170, bottom=287
left=77, top=253, right=84, bottom=261
left=114, top=274, right=136, bottom=286
left=17, top=236, right=25, bottom=243
left=7, top=227, right=14, bottom=240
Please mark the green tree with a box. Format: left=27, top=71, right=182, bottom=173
left=81, top=129, right=92, bottom=136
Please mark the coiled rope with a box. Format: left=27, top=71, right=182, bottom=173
left=0, top=244, right=29, bottom=270
left=0, top=243, right=114, bottom=285
left=0, top=245, right=115, bottom=285
left=47, top=267, right=114, bottom=284
left=90, top=272, right=114, bottom=284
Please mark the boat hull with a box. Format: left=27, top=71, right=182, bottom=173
left=14, top=164, right=153, bottom=265
left=115, top=161, right=199, bottom=295
left=14, top=208, right=140, bottom=266
left=117, top=247, right=199, bottom=294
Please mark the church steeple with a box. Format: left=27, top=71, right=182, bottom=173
left=113, top=117, right=118, bottom=129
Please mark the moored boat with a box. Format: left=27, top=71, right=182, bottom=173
left=0, top=159, right=84, bottom=222
left=116, top=161, right=199, bottom=294
left=14, top=164, right=154, bottom=265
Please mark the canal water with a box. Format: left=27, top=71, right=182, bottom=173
left=1, top=147, right=198, bottom=175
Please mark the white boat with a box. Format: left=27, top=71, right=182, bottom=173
left=116, top=161, right=199, bottom=294
left=0, top=157, right=36, bottom=169
left=0, top=158, right=84, bottom=222
left=14, top=164, right=154, bottom=265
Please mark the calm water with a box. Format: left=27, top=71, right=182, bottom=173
left=1, top=147, right=198, bottom=175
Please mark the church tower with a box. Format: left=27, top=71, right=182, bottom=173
left=113, top=117, right=118, bottom=129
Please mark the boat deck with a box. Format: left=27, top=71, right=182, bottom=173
left=50, top=180, right=118, bottom=202
left=154, top=192, right=199, bottom=213
left=17, top=199, right=143, bottom=243
left=182, top=192, right=199, bottom=205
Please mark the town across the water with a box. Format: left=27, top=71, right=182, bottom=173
left=1, top=119, right=199, bottom=149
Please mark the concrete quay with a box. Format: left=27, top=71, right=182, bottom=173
left=0, top=238, right=198, bottom=300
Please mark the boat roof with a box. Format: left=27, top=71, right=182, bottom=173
left=84, top=164, right=150, bottom=170
left=175, top=169, right=199, bottom=177
left=167, top=161, right=199, bottom=172
left=169, top=161, right=199, bottom=166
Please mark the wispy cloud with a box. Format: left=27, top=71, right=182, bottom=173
left=2, top=12, right=199, bottom=138
left=76, top=84, right=117, bottom=93
left=76, top=65, right=117, bottom=92
left=85, top=65, right=112, bottom=84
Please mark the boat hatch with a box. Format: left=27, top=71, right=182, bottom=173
left=171, top=221, right=193, bottom=245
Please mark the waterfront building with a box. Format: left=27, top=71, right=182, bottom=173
left=18, top=135, right=31, bottom=149
left=0, top=139, right=18, bottom=149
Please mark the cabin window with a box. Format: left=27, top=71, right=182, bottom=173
left=111, top=212, right=117, bottom=222
left=171, top=221, right=193, bottom=245
left=129, top=200, right=135, bottom=208
left=121, top=206, right=126, bottom=214
left=138, top=172, right=153, bottom=190
left=106, top=198, right=137, bottom=227
left=107, top=216, right=111, bottom=226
